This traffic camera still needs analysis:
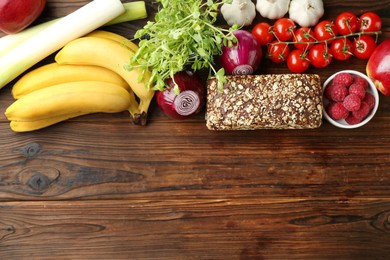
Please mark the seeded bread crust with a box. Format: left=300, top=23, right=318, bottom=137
left=206, top=74, right=323, bottom=130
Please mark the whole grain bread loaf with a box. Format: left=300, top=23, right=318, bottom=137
left=206, top=74, right=323, bottom=130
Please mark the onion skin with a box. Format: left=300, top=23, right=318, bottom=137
left=220, top=30, right=262, bottom=75
left=156, top=71, right=206, bottom=120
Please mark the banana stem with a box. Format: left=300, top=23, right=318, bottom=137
left=137, top=98, right=153, bottom=125
left=128, top=90, right=143, bottom=124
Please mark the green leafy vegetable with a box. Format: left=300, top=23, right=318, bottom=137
left=129, top=0, right=238, bottom=91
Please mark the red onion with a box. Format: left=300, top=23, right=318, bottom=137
left=156, top=71, right=206, bottom=120
left=220, top=30, right=262, bottom=75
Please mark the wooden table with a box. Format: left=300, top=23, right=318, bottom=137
left=1, top=0, right=390, bottom=259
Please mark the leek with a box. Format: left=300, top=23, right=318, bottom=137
left=0, top=0, right=125, bottom=89
left=0, top=20, right=57, bottom=56
left=0, top=1, right=147, bottom=56
left=106, top=1, right=147, bottom=25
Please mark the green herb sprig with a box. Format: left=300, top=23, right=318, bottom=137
left=129, top=0, right=238, bottom=92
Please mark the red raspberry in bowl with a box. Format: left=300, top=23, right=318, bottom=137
left=323, top=71, right=378, bottom=127
left=362, top=92, right=375, bottom=110
left=353, top=75, right=368, bottom=89
left=343, top=94, right=361, bottom=111
left=326, top=102, right=349, bottom=120
left=349, top=83, right=366, bottom=99
left=333, top=72, right=354, bottom=87
left=345, top=114, right=362, bottom=125
left=324, top=84, right=348, bottom=102
left=352, top=102, right=371, bottom=120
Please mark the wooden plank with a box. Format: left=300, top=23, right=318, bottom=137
left=1, top=199, right=389, bottom=259
left=1, top=115, right=390, bottom=201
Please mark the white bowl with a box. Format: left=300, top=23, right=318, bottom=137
left=322, top=70, right=379, bottom=129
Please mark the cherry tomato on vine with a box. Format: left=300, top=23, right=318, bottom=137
left=308, top=43, right=333, bottom=68
left=273, top=18, right=296, bottom=41
left=267, top=40, right=290, bottom=63
left=294, top=27, right=316, bottom=50
left=287, top=49, right=310, bottom=73
left=335, top=12, right=359, bottom=35
left=330, top=37, right=353, bottom=61
left=251, top=22, right=274, bottom=45
left=353, top=35, right=377, bottom=59
left=359, top=12, right=382, bottom=32
left=314, top=20, right=338, bottom=43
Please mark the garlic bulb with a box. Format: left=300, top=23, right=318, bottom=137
left=221, top=0, right=256, bottom=27
left=289, top=0, right=324, bottom=27
left=256, top=0, right=290, bottom=20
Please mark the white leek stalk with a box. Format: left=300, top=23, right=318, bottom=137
left=0, top=1, right=147, bottom=56
left=0, top=20, right=57, bottom=56
left=0, top=0, right=125, bottom=89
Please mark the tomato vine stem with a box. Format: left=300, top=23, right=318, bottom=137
left=268, top=30, right=382, bottom=47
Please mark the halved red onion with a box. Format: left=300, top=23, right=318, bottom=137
left=156, top=71, right=206, bottom=120
left=220, top=30, right=262, bottom=75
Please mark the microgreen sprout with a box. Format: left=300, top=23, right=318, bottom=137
left=128, top=0, right=238, bottom=92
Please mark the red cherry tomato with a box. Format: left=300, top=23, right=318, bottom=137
left=335, top=12, right=359, bottom=35
left=330, top=37, right=353, bottom=61
left=308, top=43, right=333, bottom=68
left=273, top=18, right=296, bottom=41
left=359, top=12, right=382, bottom=32
left=353, top=35, right=377, bottom=59
left=294, top=27, right=316, bottom=50
left=314, top=20, right=338, bottom=43
left=287, top=49, right=310, bottom=73
left=267, top=40, right=290, bottom=63
left=251, top=22, right=274, bottom=46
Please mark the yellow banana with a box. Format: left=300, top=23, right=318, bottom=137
left=55, top=36, right=154, bottom=124
left=12, top=63, right=130, bottom=99
left=10, top=89, right=142, bottom=132
left=5, top=81, right=132, bottom=122
left=10, top=113, right=87, bottom=132
left=85, top=30, right=139, bottom=52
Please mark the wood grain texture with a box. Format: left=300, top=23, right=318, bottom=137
left=0, top=0, right=390, bottom=259
left=1, top=199, right=390, bottom=259
left=1, top=118, right=390, bottom=201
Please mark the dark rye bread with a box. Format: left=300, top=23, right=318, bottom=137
left=206, top=74, right=323, bottom=130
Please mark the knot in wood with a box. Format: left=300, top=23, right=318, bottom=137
left=21, top=143, right=41, bottom=158
left=27, top=173, right=50, bottom=191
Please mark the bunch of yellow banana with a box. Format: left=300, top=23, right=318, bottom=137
left=5, top=30, right=155, bottom=132
left=6, top=81, right=132, bottom=132
left=55, top=32, right=154, bottom=116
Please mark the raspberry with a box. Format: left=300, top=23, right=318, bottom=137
left=349, top=83, right=366, bottom=99
left=333, top=73, right=353, bottom=87
left=362, top=92, right=375, bottom=109
left=326, top=102, right=349, bottom=120
left=345, top=114, right=362, bottom=125
left=324, top=84, right=333, bottom=100
left=324, top=84, right=348, bottom=102
left=352, top=102, right=371, bottom=120
left=353, top=75, right=368, bottom=89
left=343, top=94, right=361, bottom=111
